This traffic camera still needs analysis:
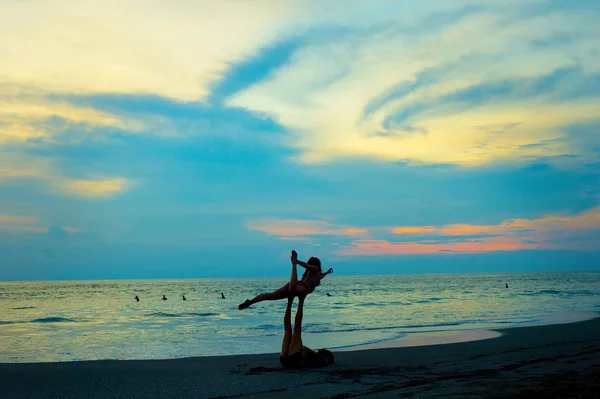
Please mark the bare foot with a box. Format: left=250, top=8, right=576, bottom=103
left=238, top=299, right=251, bottom=310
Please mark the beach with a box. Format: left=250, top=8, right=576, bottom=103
left=1, top=317, right=599, bottom=399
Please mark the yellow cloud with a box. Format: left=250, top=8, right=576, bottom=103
left=53, top=177, right=129, bottom=198
left=0, top=0, right=296, bottom=102
left=0, top=224, right=48, bottom=233
left=0, top=213, right=83, bottom=234
left=228, top=5, right=600, bottom=165
left=0, top=153, right=129, bottom=198
left=0, top=214, right=38, bottom=224
left=0, top=93, right=141, bottom=146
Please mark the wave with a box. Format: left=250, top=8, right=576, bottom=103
left=255, top=324, right=280, bottom=331
left=519, top=289, right=600, bottom=297
left=1, top=317, right=78, bottom=325
left=304, top=318, right=521, bottom=335
left=146, top=312, right=221, bottom=318
left=30, top=317, right=77, bottom=323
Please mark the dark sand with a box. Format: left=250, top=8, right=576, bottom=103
left=1, top=318, right=599, bottom=398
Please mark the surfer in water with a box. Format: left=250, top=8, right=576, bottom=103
left=279, top=255, right=334, bottom=368
left=162, top=295, right=167, bottom=300
left=182, top=295, right=187, bottom=301
left=238, top=250, right=333, bottom=310
left=134, top=295, right=140, bottom=302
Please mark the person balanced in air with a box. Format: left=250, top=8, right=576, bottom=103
left=279, top=254, right=335, bottom=368
left=238, top=250, right=333, bottom=310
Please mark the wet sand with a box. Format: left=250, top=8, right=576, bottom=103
left=1, top=317, right=599, bottom=398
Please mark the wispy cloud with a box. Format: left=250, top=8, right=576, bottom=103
left=0, top=214, right=38, bottom=224
left=0, top=153, right=130, bottom=198
left=390, top=207, right=600, bottom=237
left=0, top=94, right=139, bottom=145
left=337, top=207, right=600, bottom=256
left=246, top=218, right=367, bottom=240
left=228, top=2, right=600, bottom=166
left=0, top=213, right=81, bottom=235
left=0, top=0, right=296, bottom=102
left=0, top=213, right=46, bottom=233
left=53, top=177, right=129, bottom=198
left=335, top=237, right=543, bottom=256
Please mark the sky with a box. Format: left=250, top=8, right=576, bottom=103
left=1, top=0, right=599, bottom=280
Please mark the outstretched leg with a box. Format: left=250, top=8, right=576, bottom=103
left=238, top=283, right=291, bottom=310
left=239, top=254, right=308, bottom=310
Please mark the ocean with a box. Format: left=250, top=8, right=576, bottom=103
left=1, top=272, right=599, bottom=363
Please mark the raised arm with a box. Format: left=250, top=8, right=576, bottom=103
left=296, top=259, right=320, bottom=272
left=291, top=250, right=320, bottom=272
left=318, top=268, right=334, bottom=280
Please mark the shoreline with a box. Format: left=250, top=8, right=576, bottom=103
left=2, top=316, right=600, bottom=398
left=1, top=310, right=598, bottom=364
left=337, top=310, right=599, bottom=352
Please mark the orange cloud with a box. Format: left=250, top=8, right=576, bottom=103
left=390, top=206, right=600, bottom=237
left=340, top=207, right=600, bottom=256
left=390, top=226, right=436, bottom=234
left=246, top=218, right=367, bottom=239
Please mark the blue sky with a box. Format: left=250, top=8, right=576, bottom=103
left=1, top=0, right=599, bottom=280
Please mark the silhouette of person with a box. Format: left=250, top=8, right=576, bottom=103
left=326, top=293, right=332, bottom=297
left=134, top=295, right=140, bottom=302
left=182, top=295, right=187, bottom=301
left=506, top=283, right=509, bottom=288
left=162, top=295, right=167, bottom=300
left=221, top=293, right=225, bottom=299
left=279, top=261, right=334, bottom=368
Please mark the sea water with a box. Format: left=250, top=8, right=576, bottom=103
left=1, top=272, right=599, bottom=363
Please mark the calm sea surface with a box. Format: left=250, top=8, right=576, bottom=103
left=1, top=272, right=599, bottom=363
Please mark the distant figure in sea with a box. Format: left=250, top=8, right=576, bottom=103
left=279, top=253, right=334, bottom=368
left=238, top=250, right=333, bottom=310
left=326, top=293, right=332, bottom=297
left=162, top=295, right=167, bottom=300
left=134, top=295, right=140, bottom=302
left=182, top=295, right=187, bottom=301
left=506, top=284, right=509, bottom=289
left=221, top=293, right=225, bottom=299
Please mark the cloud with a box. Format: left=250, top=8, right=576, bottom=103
left=0, top=153, right=129, bottom=198
left=0, top=213, right=46, bottom=233
left=53, top=177, right=129, bottom=198
left=335, top=236, right=544, bottom=256
left=0, top=0, right=299, bottom=102
left=390, top=206, right=600, bottom=237
left=337, top=206, right=600, bottom=256
left=246, top=218, right=367, bottom=240
left=0, top=214, right=38, bottom=224
left=228, top=2, right=600, bottom=166
left=0, top=93, right=140, bottom=145
left=0, top=214, right=81, bottom=235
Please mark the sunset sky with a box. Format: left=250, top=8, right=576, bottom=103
left=1, top=0, right=599, bottom=280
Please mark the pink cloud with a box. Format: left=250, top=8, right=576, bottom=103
left=335, top=236, right=545, bottom=256
left=246, top=218, right=367, bottom=239
left=339, top=207, right=600, bottom=256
